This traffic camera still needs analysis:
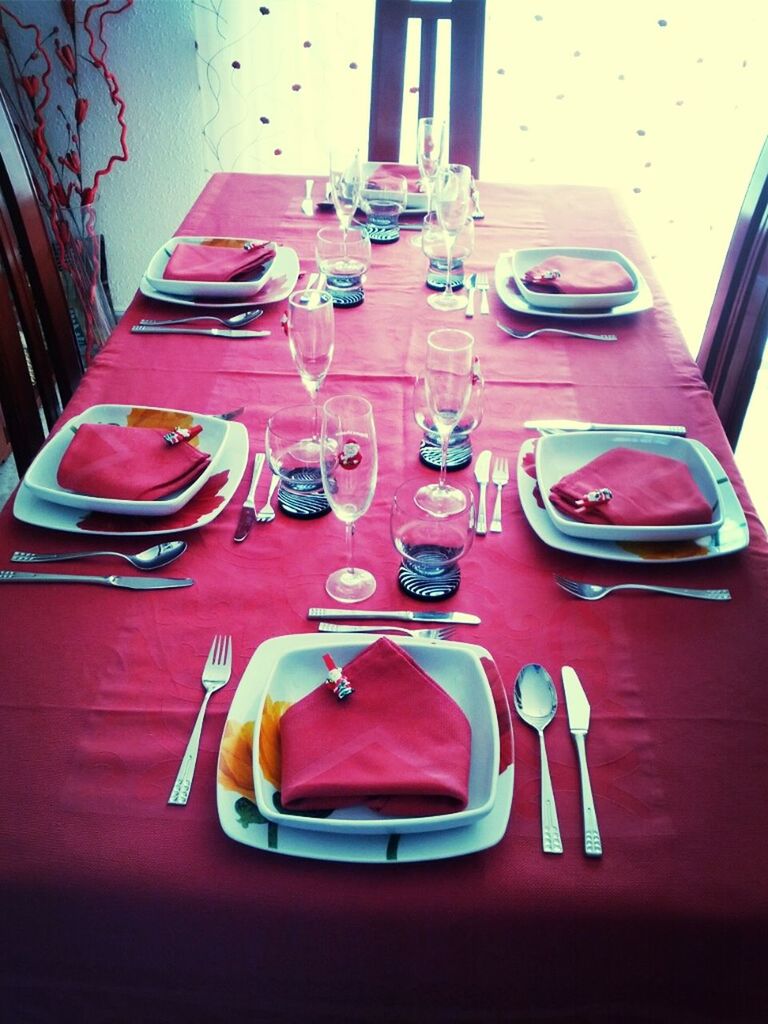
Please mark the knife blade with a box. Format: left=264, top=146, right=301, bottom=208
left=130, top=326, right=271, bottom=338
left=308, top=608, right=480, bottom=624
left=300, top=178, right=315, bottom=215
left=474, top=449, right=492, bottom=535
left=525, top=418, right=686, bottom=436
left=561, top=666, right=602, bottom=857
left=233, top=453, right=265, bottom=542
left=0, top=570, right=194, bottom=589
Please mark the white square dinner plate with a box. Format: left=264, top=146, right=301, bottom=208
left=23, top=404, right=229, bottom=516
left=512, top=247, right=640, bottom=312
left=250, top=634, right=499, bottom=835
left=534, top=431, right=725, bottom=542
left=144, top=236, right=280, bottom=301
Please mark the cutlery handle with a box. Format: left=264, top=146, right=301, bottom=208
left=479, top=288, right=490, bottom=315
left=12, top=550, right=117, bottom=564
left=0, top=570, right=111, bottom=585
left=490, top=484, right=503, bottom=533
left=614, top=584, right=731, bottom=600
left=318, top=623, right=411, bottom=636
left=168, top=691, right=213, bottom=805
left=244, top=453, right=266, bottom=508
left=590, top=422, right=687, bottom=435
left=465, top=285, right=475, bottom=318
left=574, top=733, right=602, bottom=857
left=309, top=608, right=407, bottom=621
left=476, top=481, right=488, bottom=534
left=539, top=733, right=563, bottom=854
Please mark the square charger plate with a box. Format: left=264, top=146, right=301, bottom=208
left=217, top=634, right=514, bottom=863
left=14, top=420, right=248, bottom=536
left=517, top=437, right=749, bottom=563
left=535, top=431, right=724, bottom=542
left=512, top=246, right=640, bottom=312
left=23, top=404, right=230, bottom=516
left=145, top=236, right=278, bottom=301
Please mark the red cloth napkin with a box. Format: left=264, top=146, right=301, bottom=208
left=523, top=255, right=635, bottom=295
left=57, top=423, right=211, bottom=500
left=367, top=163, right=423, bottom=193
left=163, top=241, right=276, bottom=282
left=279, top=637, right=472, bottom=817
left=548, top=447, right=714, bottom=526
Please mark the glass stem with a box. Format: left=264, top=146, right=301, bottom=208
left=345, top=520, right=357, bottom=575
left=438, top=431, right=449, bottom=489
left=442, top=233, right=455, bottom=299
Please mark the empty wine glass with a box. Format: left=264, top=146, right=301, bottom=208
left=329, top=148, right=362, bottom=241
left=320, top=395, right=378, bottom=603
left=411, top=116, right=445, bottom=247
left=391, top=477, right=475, bottom=600
left=413, top=355, right=484, bottom=471
left=286, top=288, right=335, bottom=423
left=414, top=328, right=474, bottom=516
left=429, top=163, right=472, bottom=311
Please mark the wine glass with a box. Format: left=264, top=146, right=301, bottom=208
left=421, top=210, right=475, bottom=294
left=286, top=287, right=335, bottom=424
left=319, top=395, right=378, bottom=603
left=414, top=328, right=474, bottom=516
left=329, top=149, right=362, bottom=242
left=391, top=477, right=475, bottom=600
left=411, top=116, right=445, bottom=247
left=413, top=355, right=484, bottom=470
left=429, top=163, right=472, bottom=311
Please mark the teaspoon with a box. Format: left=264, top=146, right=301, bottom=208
left=11, top=541, right=187, bottom=571
left=138, top=309, right=263, bottom=328
left=514, top=663, right=563, bottom=854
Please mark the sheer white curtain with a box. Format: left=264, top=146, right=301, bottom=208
left=193, top=0, right=768, bottom=348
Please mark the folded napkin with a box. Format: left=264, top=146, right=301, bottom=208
left=163, top=241, right=276, bottom=283
left=522, top=255, right=635, bottom=295
left=367, top=162, right=423, bottom=193
left=279, top=637, right=472, bottom=817
left=57, top=423, right=211, bottom=500
left=548, top=447, right=713, bottom=526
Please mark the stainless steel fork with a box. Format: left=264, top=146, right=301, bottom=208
left=476, top=271, right=490, bottom=314
left=553, top=574, right=731, bottom=602
left=168, top=634, right=232, bottom=805
left=255, top=474, right=279, bottom=522
left=497, top=322, right=617, bottom=342
left=490, top=456, right=509, bottom=533
left=317, top=622, right=455, bottom=640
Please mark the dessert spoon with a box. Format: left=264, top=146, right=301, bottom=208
left=11, top=540, right=187, bottom=571
left=514, top=664, right=563, bottom=854
left=138, top=309, right=263, bottom=328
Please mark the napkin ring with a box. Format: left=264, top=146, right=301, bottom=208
left=164, top=425, right=203, bottom=446
left=322, top=654, right=354, bottom=701
left=576, top=487, right=613, bottom=509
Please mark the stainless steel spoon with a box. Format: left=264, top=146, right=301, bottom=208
left=138, top=309, right=263, bottom=328
left=514, top=664, right=563, bottom=854
left=11, top=540, right=187, bottom=571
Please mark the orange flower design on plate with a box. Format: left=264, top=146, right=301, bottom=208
left=126, top=406, right=200, bottom=446
left=216, top=697, right=291, bottom=802
left=259, top=695, right=291, bottom=789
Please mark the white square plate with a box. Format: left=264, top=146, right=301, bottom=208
left=23, top=404, right=229, bottom=516
left=251, top=634, right=499, bottom=835
left=535, top=431, right=724, bottom=542
left=145, top=236, right=279, bottom=300
left=512, top=247, right=640, bottom=311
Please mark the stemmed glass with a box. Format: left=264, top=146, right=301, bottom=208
left=412, top=116, right=445, bottom=247
left=329, top=149, right=362, bottom=244
left=286, top=287, right=335, bottom=429
left=413, top=355, right=484, bottom=470
left=320, top=395, right=378, bottom=603
left=429, top=163, right=472, bottom=311
left=414, top=329, right=475, bottom=516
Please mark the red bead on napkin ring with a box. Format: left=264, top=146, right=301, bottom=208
left=322, top=654, right=354, bottom=701
left=575, top=487, right=613, bottom=509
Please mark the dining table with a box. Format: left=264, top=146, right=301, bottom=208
left=1, top=171, right=768, bottom=1024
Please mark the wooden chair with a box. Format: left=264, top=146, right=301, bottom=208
left=368, top=0, right=486, bottom=175
left=0, top=87, right=84, bottom=476
left=697, top=137, right=768, bottom=449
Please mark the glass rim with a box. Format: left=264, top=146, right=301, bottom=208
left=426, top=327, right=475, bottom=352
left=322, top=393, right=373, bottom=417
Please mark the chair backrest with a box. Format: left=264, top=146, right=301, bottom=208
left=368, top=0, right=486, bottom=175
left=697, top=137, right=768, bottom=448
left=0, top=86, right=84, bottom=476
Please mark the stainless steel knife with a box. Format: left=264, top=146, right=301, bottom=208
left=130, top=326, right=271, bottom=338
left=561, top=666, right=602, bottom=857
left=474, top=449, right=492, bottom=535
left=300, top=178, right=315, bottom=215
left=233, top=452, right=265, bottom=542
left=0, top=570, right=194, bottom=589
left=525, top=418, right=686, bottom=436
left=308, top=608, right=480, bottom=624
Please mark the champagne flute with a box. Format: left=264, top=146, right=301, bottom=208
left=414, top=329, right=474, bottom=516
left=429, top=163, right=472, bottom=311
left=320, top=395, right=378, bottom=603
left=412, top=116, right=445, bottom=247
left=287, top=287, right=335, bottom=429
left=329, top=149, right=362, bottom=243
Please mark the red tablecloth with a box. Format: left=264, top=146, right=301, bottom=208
left=1, top=174, right=767, bottom=1023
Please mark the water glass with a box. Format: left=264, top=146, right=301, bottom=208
left=421, top=211, right=474, bottom=291
left=265, top=404, right=332, bottom=518
left=315, top=225, right=371, bottom=308
left=361, top=172, right=408, bottom=243
left=413, top=356, right=484, bottom=471
left=391, top=477, right=475, bottom=600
